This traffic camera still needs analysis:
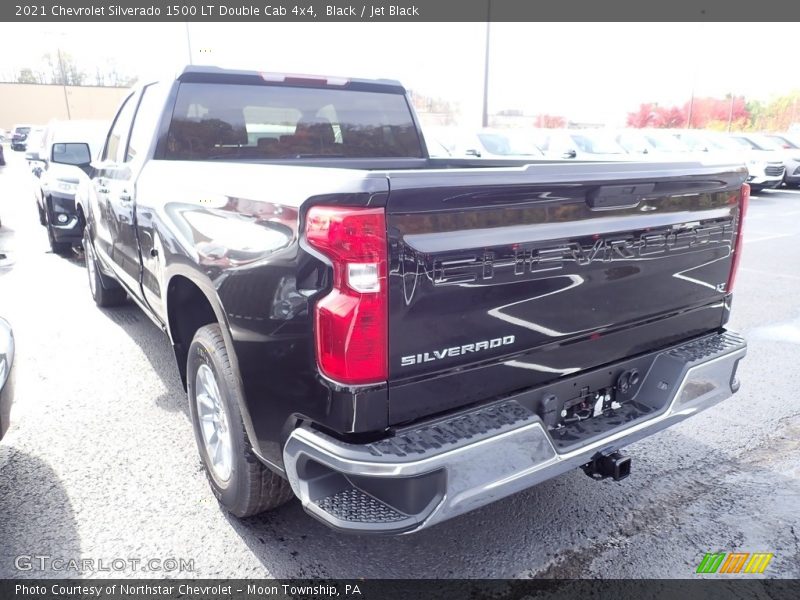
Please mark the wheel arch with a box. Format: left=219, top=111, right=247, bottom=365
left=165, top=271, right=266, bottom=463
left=165, top=273, right=232, bottom=388
left=75, top=195, right=87, bottom=228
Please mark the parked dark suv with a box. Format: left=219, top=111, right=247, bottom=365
left=11, top=125, right=32, bottom=151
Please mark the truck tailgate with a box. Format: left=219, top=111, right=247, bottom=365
left=383, top=161, right=747, bottom=425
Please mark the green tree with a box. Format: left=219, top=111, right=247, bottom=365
left=16, top=68, right=41, bottom=83
left=43, top=51, right=86, bottom=86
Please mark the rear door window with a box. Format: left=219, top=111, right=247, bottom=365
left=103, top=94, right=137, bottom=163
left=126, top=83, right=165, bottom=167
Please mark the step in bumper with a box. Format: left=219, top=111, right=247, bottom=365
left=283, top=331, right=746, bottom=534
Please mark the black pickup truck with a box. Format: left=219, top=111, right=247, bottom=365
left=77, top=66, right=748, bottom=534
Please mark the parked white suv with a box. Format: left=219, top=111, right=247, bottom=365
left=726, top=133, right=786, bottom=191
left=761, top=133, right=800, bottom=188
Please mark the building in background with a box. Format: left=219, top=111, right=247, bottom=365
left=0, top=83, right=129, bottom=131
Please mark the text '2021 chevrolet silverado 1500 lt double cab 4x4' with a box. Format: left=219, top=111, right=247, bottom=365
left=78, top=66, right=748, bottom=534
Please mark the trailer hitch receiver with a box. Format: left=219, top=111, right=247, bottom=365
left=581, top=451, right=631, bottom=481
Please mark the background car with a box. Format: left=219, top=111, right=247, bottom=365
left=531, top=129, right=629, bottom=160
left=726, top=133, right=786, bottom=191
left=420, top=126, right=458, bottom=157
left=614, top=129, right=693, bottom=158
left=669, top=130, right=783, bottom=190
left=21, top=127, right=45, bottom=163
left=0, top=317, right=14, bottom=443
left=467, top=128, right=544, bottom=158
left=0, top=142, right=5, bottom=166
left=26, top=119, right=109, bottom=255
left=659, top=129, right=744, bottom=155
left=765, top=132, right=800, bottom=150
left=10, top=124, right=33, bottom=151
left=425, top=127, right=544, bottom=160
left=761, top=132, right=800, bottom=187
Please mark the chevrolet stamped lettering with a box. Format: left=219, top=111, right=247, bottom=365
left=400, top=335, right=516, bottom=367
left=398, top=218, right=734, bottom=293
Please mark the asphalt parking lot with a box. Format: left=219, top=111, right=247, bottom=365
left=0, top=147, right=798, bottom=579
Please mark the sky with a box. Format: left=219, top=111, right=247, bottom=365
left=0, top=22, right=798, bottom=126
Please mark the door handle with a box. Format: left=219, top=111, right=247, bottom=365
left=97, top=186, right=110, bottom=194
left=119, top=192, right=132, bottom=202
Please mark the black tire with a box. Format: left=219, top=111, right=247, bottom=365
left=47, top=224, right=72, bottom=255
left=83, top=228, right=126, bottom=307
left=187, top=323, right=294, bottom=517
left=44, top=201, right=72, bottom=255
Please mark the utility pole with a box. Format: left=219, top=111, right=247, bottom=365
left=727, top=93, right=735, bottom=132
left=56, top=47, right=71, bottom=119
left=481, top=1, right=491, bottom=128
left=685, top=66, right=698, bottom=129
left=185, top=23, right=193, bottom=65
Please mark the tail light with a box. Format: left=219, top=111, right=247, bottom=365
left=726, top=183, right=749, bottom=293
left=305, top=206, right=388, bottom=385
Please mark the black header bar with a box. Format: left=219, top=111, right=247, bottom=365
left=2, top=0, right=798, bottom=22
left=3, top=579, right=800, bottom=600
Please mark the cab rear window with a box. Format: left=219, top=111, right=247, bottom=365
left=165, top=82, right=423, bottom=160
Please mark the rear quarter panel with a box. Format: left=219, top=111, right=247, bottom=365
left=134, top=160, right=391, bottom=465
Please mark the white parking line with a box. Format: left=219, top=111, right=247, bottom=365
left=747, top=210, right=800, bottom=218
left=744, top=233, right=794, bottom=244
left=740, top=267, right=800, bottom=281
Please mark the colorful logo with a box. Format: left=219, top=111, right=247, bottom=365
left=696, top=552, right=774, bottom=574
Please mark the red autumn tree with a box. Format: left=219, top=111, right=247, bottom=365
left=628, top=97, right=749, bottom=129
left=534, top=114, right=566, bottom=128
left=684, top=96, right=749, bottom=128
left=626, top=103, right=660, bottom=128
left=655, top=106, right=686, bottom=128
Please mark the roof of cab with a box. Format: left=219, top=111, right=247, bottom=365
left=176, top=65, right=406, bottom=94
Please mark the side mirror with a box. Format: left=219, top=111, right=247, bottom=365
left=25, top=149, right=41, bottom=161
left=562, top=149, right=577, bottom=159
left=51, top=142, right=92, bottom=167
left=465, top=148, right=482, bottom=158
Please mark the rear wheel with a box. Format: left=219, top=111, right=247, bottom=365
left=84, top=228, right=126, bottom=307
left=187, top=323, right=294, bottom=517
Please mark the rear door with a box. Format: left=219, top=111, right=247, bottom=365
left=383, top=161, right=746, bottom=424
left=94, top=84, right=165, bottom=304
left=122, top=82, right=169, bottom=322
left=93, top=92, right=139, bottom=293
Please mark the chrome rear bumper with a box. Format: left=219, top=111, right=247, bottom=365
left=283, top=331, right=746, bottom=534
